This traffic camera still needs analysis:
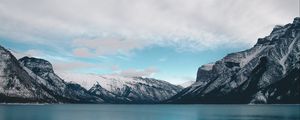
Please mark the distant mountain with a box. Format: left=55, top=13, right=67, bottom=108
left=179, top=80, right=195, bottom=88
left=59, top=73, right=183, bottom=103
left=167, top=17, right=300, bottom=104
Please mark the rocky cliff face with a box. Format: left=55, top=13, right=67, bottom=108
left=168, top=17, right=300, bottom=104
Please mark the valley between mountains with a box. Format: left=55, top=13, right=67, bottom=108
left=0, top=17, right=299, bottom=104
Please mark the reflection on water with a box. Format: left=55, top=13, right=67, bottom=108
left=0, top=104, right=299, bottom=120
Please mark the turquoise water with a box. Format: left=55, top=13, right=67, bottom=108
left=0, top=104, right=299, bottom=120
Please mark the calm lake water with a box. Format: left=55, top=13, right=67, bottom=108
left=0, top=104, right=299, bottom=120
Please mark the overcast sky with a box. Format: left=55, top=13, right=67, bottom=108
left=0, top=0, right=298, bottom=84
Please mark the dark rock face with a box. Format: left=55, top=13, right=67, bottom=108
left=64, top=82, right=103, bottom=103
left=168, top=17, right=300, bottom=104
left=196, top=63, right=216, bottom=83
left=19, top=56, right=54, bottom=74
left=261, top=62, right=300, bottom=104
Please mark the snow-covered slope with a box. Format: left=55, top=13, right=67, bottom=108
left=57, top=73, right=103, bottom=89
left=59, top=73, right=183, bottom=103
left=0, top=46, right=104, bottom=103
left=179, top=81, right=195, bottom=88
left=0, top=45, right=181, bottom=104
left=168, top=17, right=300, bottom=104
left=18, top=57, right=104, bottom=103
left=0, top=45, right=56, bottom=103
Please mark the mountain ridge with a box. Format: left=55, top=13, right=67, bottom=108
left=59, top=73, right=183, bottom=103
left=0, top=48, right=181, bottom=103
left=167, top=17, right=300, bottom=104
left=0, top=17, right=299, bottom=104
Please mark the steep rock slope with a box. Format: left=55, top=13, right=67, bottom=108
left=18, top=57, right=103, bottom=103
left=168, top=17, right=300, bottom=104
left=0, top=46, right=55, bottom=103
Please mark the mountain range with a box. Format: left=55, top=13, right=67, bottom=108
left=59, top=73, right=182, bottom=103
left=0, top=47, right=182, bottom=103
left=0, top=17, right=299, bottom=104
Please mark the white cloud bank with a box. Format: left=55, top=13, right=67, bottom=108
left=0, top=0, right=298, bottom=56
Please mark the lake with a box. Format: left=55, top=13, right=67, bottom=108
left=0, top=104, right=299, bottom=120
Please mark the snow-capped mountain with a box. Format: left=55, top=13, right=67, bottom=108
left=0, top=45, right=182, bottom=103
left=1, top=17, right=298, bottom=104
left=0, top=45, right=56, bottom=103
left=0, top=45, right=104, bottom=103
left=59, top=73, right=183, bottom=103
left=168, top=17, right=300, bottom=104
left=18, top=57, right=104, bottom=103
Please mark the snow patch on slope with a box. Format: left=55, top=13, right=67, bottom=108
left=179, top=80, right=195, bottom=88
left=240, top=46, right=267, bottom=67
left=57, top=72, right=101, bottom=89
left=279, top=35, right=299, bottom=74
left=58, top=72, right=167, bottom=91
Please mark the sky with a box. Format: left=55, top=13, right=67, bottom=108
left=0, top=0, right=298, bottom=84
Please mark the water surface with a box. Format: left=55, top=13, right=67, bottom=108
left=0, top=104, right=299, bottom=120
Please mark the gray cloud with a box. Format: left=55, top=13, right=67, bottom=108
left=72, top=37, right=151, bottom=56
left=52, top=61, right=103, bottom=73
left=0, top=0, right=298, bottom=55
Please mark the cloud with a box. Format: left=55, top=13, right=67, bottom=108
left=110, top=65, right=120, bottom=71
left=0, top=0, right=297, bottom=56
left=72, top=37, right=150, bottom=56
left=117, top=67, right=159, bottom=77
left=52, top=60, right=103, bottom=73
left=72, top=48, right=94, bottom=57
left=8, top=48, right=104, bottom=74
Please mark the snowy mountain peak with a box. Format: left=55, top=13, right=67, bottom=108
left=59, top=72, right=182, bottom=103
